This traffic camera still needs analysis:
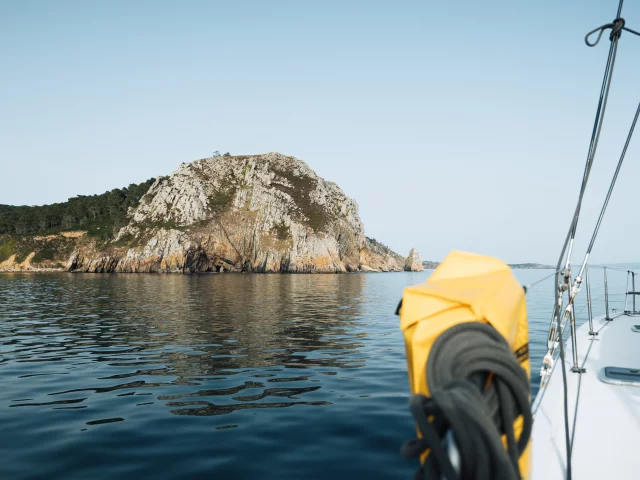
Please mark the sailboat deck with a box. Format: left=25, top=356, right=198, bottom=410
left=531, top=313, right=640, bottom=479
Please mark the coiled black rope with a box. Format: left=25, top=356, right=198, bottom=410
left=402, top=322, right=532, bottom=480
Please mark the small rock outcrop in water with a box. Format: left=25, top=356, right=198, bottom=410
left=404, top=248, right=424, bottom=272
left=61, top=153, right=405, bottom=273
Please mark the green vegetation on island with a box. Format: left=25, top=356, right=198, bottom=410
left=1, top=153, right=410, bottom=273
left=0, top=179, right=156, bottom=240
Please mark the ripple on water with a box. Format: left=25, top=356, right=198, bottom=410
left=0, top=270, right=624, bottom=478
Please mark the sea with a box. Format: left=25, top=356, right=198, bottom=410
left=0, top=268, right=630, bottom=479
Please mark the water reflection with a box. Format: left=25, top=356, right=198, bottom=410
left=0, top=272, right=422, bottom=479
left=1, top=274, right=368, bottom=414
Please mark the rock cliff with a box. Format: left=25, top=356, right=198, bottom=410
left=59, top=153, right=404, bottom=273
left=404, top=248, right=424, bottom=272
left=361, top=237, right=404, bottom=272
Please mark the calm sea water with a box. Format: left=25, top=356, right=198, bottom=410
left=0, top=269, right=629, bottom=479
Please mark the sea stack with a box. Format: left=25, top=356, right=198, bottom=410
left=404, top=248, right=424, bottom=272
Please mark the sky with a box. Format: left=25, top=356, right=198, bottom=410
left=2, top=0, right=640, bottom=264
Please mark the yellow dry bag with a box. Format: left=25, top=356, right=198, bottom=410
left=399, top=251, right=531, bottom=479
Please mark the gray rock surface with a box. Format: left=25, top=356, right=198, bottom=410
left=68, top=153, right=405, bottom=273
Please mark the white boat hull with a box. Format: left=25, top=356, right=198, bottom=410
left=531, top=313, right=640, bottom=479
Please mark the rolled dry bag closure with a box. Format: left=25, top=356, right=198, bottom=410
left=398, top=251, right=532, bottom=479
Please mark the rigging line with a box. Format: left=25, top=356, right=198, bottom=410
left=585, top=18, right=626, bottom=47
left=401, top=323, right=532, bottom=480
left=622, top=26, right=640, bottom=37
left=523, top=270, right=559, bottom=293
left=547, top=3, right=625, bottom=478
left=572, top=40, right=618, bottom=241
left=567, top=309, right=621, bottom=461
left=584, top=0, right=640, bottom=47
left=570, top=368, right=583, bottom=456
left=557, top=321, right=572, bottom=480
left=577, top=293, right=604, bottom=310
left=547, top=32, right=619, bottom=368
left=573, top=293, right=624, bottom=315
left=599, top=312, right=625, bottom=330
left=549, top=17, right=620, bottom=318
left=568, top=307, right=607, bottom=456
left=575, top=301, right=626, bottom=319
left=567, top=35, right=617, bottom=242
left=562, top=264, right=636, bottom=272
left=585, top=100, right=640, bottom=254
left=587, top=265, right=621, bottom=271
left=588, top=265, right=640, bottom=274
left=550, top=35, right=616, bottom=284
left=569, top=98, right=640, bottom=302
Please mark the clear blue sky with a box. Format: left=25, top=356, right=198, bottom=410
left=2, top=0, right=640, bottom=264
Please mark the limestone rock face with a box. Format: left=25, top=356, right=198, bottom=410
left=67, top=153, right=404, bottom=273
left=404, top=248, right=424, bottom=272
left=360, top=237, right=404, bottom=272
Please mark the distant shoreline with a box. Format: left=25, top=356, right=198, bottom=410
left=507, top=264, right=554, bottom=269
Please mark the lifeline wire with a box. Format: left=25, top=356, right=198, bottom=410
left=523, top=270, right=559, bottom=293
left=547, top=1, right=627, bottom=478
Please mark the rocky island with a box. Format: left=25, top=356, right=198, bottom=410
left=0, top=153, right=418, bottom=274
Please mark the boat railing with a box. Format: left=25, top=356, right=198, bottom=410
left=541, top=265, right=638, bottom=382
